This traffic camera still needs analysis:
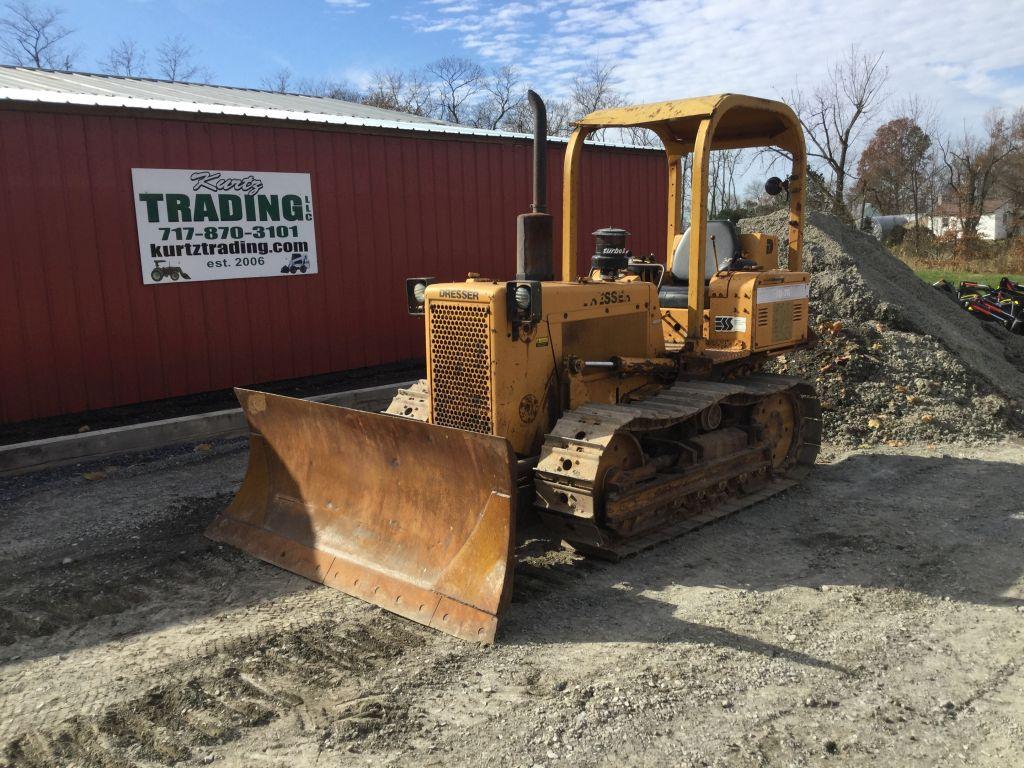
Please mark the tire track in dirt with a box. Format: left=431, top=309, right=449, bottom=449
left=3, top=615, right=426, bottom=767
left=0, top=532, right=584, bottom=752
left=0, top=479, right=853, bottom=750
left=0, top=524, right=597, bottom=763
left=0, top=495, right=234, bottom=649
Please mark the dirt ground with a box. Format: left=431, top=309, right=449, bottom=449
left=1, top=433, right=1023, bottom=768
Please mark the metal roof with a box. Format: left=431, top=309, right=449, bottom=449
left=0, top=65, right=450, bottom=124
left=933, top=198, right=1011, bottom=216
left=0, top=65, right=654, bottom=150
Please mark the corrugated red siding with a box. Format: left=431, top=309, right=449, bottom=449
left=0, top=107, right=666, bottom=424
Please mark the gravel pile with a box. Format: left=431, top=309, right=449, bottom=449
left=738, top=210, right=1024, bottom=446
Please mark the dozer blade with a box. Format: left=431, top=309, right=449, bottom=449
left=206, top=388, right=516, bottom=643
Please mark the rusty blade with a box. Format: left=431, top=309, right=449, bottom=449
left=206, top=388, right=516, bottom=643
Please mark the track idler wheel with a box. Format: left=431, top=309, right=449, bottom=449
left=751, top=392, right=800, bottom=470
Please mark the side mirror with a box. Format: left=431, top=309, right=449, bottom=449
left=765, top=176, right=785, bottom=196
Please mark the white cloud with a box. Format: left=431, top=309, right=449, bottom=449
left=334, top=65, right=375, bottom=90
left=440, top=2, right=478, bottom=12
left=325, top=0, right=370, bottom=11
left=403, top=0, right=1024, bottom=131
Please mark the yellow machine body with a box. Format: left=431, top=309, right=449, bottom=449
left=661, top=269, right=810, bottom=353
left=421, top=278, right=665, bottom=457
left=209, top=92, right=821, bottom=644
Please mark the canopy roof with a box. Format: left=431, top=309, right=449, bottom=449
left=577, top=93, right=802, bottom=152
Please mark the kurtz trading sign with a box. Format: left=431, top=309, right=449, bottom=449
left=132, top=169, right=318, bottom=284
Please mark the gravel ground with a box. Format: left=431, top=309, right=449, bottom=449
left=1, top=433, right=1022, bottom=768
left=739, top=211, right=1024, bottom=446
left=3, top=215, right=1023, bottom=767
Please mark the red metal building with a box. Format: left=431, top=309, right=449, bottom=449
left=0, top=68, right=666, bottom=424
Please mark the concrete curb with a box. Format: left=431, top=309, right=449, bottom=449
left=0, top=381, right=414, bottom=476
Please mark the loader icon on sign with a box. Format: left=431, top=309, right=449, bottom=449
left=281, top=253, right=310, bottom=274
left=150, top=260, right=191, bottom=282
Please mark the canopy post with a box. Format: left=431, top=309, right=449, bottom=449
left=561, top=126, right=593, bottom=281
left=685, top=118, right=714, bottom=352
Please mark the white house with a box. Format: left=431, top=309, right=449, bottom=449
left=928, top=199, right=1017, bottom=240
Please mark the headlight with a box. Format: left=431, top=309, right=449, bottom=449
left=405, top=276, right=435, bottom=316
left=506, top=280, right=541, bottom=325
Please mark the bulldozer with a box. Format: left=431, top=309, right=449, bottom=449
left=207, top=92, right=821, bottom=643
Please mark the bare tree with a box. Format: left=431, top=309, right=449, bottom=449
left=739, top=177, right=786, bottom=217
left=362, top=69, right=402, bottom=110
left=707, top=150, right=745, bottom=216
left=501, top=96, right=572, bottom=136
left=680, top=155, right=693, bottom=224
left=788, top=46, right=889, bottom=217
left=471, top=64, right=523, bottom=130
left=425, top=56, right=484, bottom=123
left=156, top=35, right=211, bottom=83
left=625, top=128, right=661, bottom=148
left=399, top=70, right=433, bottom=115
left=495, top=96, right=529, bottom=132
left=261, top=67, right=293, bottom=93
left=894, top=96, right=941, bottom=225
left=564, top=59, right=625, bottom=143
left=569, top=59, right=621, bottom=119
left=997, top=108, right=1024, bottom=234
left=0, top=0, right=76, bottom=69
left=351, top=56, right=648, bottom=144
left=363, top=68, right=432, bottom=116
left=100, top=38, right=146, bottom=77
left=939, top=110, right=1020, bottom=237
left=294, top=77, right=362, bottom=102
left=547, top=100, right=572, bottom=136
left=260, top=67, right=362, bottom=101
left=352, top=57, right=639, bottom=140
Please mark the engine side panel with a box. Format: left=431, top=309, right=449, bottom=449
left=664, top=270, right=811, bottom=355
left=422, top=280, right=665, bottom=457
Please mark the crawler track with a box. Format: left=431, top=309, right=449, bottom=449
left=385, top=376, right=821, bottom=559
left=533, top=376, right=821, bottom=558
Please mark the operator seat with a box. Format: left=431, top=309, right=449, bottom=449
left=658, top=220, right=741, bottom=308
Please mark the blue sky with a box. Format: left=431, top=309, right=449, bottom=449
left=60, top=0, right=1024, bottom=131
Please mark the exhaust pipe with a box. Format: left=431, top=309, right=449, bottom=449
left=529, top=90, right=547, bottom=214
left=516, top=90, right=554, bottom=282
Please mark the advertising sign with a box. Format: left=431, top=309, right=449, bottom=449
left=132, top=168, right=318, bottom=284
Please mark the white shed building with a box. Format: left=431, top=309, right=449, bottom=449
left=928, top=199, right=1017, bottom=240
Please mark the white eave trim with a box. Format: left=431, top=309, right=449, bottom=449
left=0, top=87, right=657, bottom=151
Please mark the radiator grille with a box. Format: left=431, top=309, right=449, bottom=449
left=429, top=302, right=493, bottom=434
left=771, top=300, right=795, bottom=343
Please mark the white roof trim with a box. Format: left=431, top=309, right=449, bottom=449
left=0, top=87, right=657, bottom=151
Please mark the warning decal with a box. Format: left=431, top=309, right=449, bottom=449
left=714, top=316, right=747, bottom=332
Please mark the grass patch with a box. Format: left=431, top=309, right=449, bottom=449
left=914, top=269, right=1024, bottom=287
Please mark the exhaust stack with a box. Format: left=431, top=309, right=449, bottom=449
left=516, top=90, right=554, bottom=282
